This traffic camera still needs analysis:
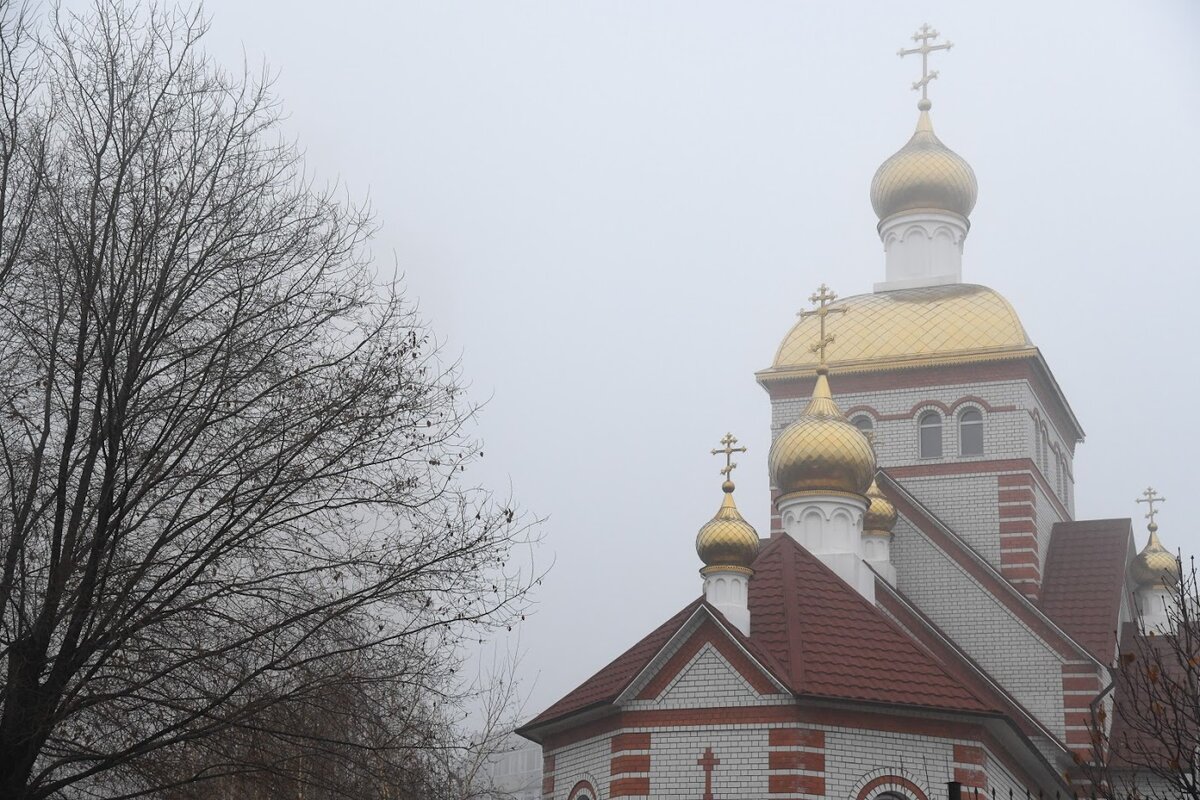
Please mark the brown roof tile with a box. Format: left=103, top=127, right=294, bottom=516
left=1039, top=519, right=1134, bottom=662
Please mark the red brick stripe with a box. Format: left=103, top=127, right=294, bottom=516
left=953, top=744, right=985, bottom=765
left=610, top=754, right=650, bottom=774
left=955, top=767, right=987, bottom=788
left=769, top=727, right=825, bottom=747
left=769, top=750, right=825, bottom=771
left=610, top=732, right=651, bottom=752
left=609, top=777, right=649, bottom=798
left=769, top=775, right=825, bottom=795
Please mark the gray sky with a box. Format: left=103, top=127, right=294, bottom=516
left=194, top=1, right=1200, bottom=718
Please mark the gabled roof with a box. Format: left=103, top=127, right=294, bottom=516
left=521, top=535, right=998, bottom=735
left=1039, top=519, right=1135, bottom=662
left=522, top=598, right=703, bottom=727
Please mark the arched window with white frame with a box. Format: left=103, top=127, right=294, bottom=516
left=959, top=407, right=983, bottom=456
left=918, top=411, right=942, bottom=458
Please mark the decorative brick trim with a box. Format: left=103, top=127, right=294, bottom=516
left=543, top=704, right=984, bottom=751
left=885, top=458, right=1071, bottom=521
left=768, top=726, right=825, bottom=797
left=763, top=357, right=1083, bottom=447
left=842, top=395, right=1017, bottom=424
left=567, top=780, right=596, bottom=800
left=854, top=773, right=930, bottom=800
left=542, top=754, right=555, bottom=799
left=635, top=617, right=782, bottom=700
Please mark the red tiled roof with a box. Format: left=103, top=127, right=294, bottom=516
left=749, top=536, right=995, bottom=712
left=523, top=535, right=997, bottom=733
left=1039, top=519, right=1134, bottom=662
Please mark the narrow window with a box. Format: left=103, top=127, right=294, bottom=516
left=1040, top=425, right=1050, bottom=473
left=918, top=411, right=942, bottom=458
left=852, top=415, right=874, bottom=433
left=959, top=408, right=983, bottom=456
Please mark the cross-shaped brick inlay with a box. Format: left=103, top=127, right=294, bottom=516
left=697, top=747, right=720, bottom=800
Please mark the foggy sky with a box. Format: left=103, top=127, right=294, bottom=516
left=191, top=1, right=1199, bottom=720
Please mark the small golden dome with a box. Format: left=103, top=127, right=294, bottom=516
left=864, top=479, right=898, bottom=534
left=870, top=104, right=978, bottom=222
left=1130, top=524, right=1178, bottom=587
left=768, top=367, right=876, bottom=498
left=696, top=479, right=759, bottom=573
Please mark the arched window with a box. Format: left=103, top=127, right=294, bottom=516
left=852, top=415, right=874, bottom=433
left=959, top=407, right=983, bottom=456
left=918, top=411, right=942, bottom=458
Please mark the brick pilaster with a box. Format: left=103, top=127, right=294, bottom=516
left=542, top=754, right=555, bottom=800
left=609, top=732, right=650, bottom=799
left=1062, top=662, right=1102, bottom=762
left=768, top=727, right=825, bottom=797
left=997, top=473, right=1040, bottom=599
left=952, top=743, right=987, bottom=794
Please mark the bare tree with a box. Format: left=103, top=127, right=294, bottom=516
left=0, top=2, right=538, bottom=798
left=1081, top=559, right=1200, bottom=800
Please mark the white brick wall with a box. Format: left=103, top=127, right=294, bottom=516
left=890, top=516, right=1069, bottom=735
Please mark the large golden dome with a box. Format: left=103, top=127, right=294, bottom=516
left=769, top=367, right=876, bottom=498
left=870, top=103, right=977, bottom=222
left=1130, top=525, right=1178, bottom=588
left=863, top=479, right=898, bottom=534
left=762, top=284, right=1033, bottom=378
left=696, top=480, right=759, bottom=573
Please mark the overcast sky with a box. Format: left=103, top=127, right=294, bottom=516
left=189, top=1, right=1200, bottom=720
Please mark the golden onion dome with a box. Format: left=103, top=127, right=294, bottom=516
left=762, top=284, right=1033, bottom=377
left=863, top=479, right=898, bottom=535
left=768, top=366, right=876, bottom=498
left=870, top=101, right=978, bottom=223
left=1130, top=524, right=1178, bottom=588
left=696, top=479, right=759, bottom=573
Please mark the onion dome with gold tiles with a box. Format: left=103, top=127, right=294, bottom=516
left=1130, top=523, right=1178, bottom=588
left=864, top=479, right=898, bottom=535
left=768, top=366, right=876, bottom=499
left=870, top=99, right=977, bottom=223
left=695, top=479, right=759, bottom=574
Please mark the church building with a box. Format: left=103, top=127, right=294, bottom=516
left=516, top=26, right=1175, bottom=800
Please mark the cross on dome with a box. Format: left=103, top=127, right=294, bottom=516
left=1136, top=486, right=1167, bottom=531
left=797, top=283, right=847, bottom=366
left=711, top=432, right=747, bottom=480
left=898, top=23, right=954, bottom=107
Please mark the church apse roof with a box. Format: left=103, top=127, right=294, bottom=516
left=520, top=534, right=1000, bottom=737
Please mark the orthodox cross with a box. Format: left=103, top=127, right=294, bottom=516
left=697, top=747, right=720, bottom=800
left=797, top=283, right=847, bottom=365
left=711, top=432, right=747, bottom=479
left=898, top=23, right=954, bottom=102
left=1136, top=486, right=1166, bottom=529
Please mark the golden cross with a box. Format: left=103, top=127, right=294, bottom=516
left=711, top=432, right=747, bottom=478
left=797, top=283, right=847, bottom=365
left=898, top=23, right=954, bottom=103
left=1136, top=486, right=1166, bottom=528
